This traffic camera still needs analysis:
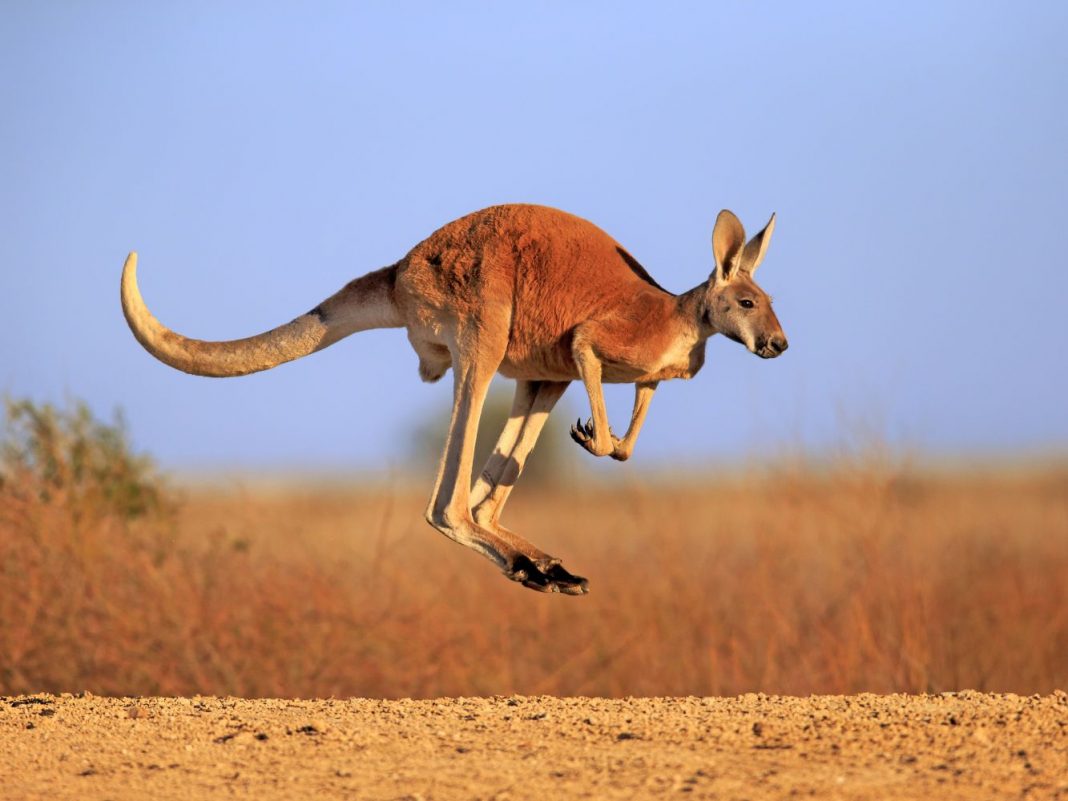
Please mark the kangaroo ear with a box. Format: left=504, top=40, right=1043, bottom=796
left=711, top=209, right=746, bottom=282
left=739, top=213, right=776, bottom=275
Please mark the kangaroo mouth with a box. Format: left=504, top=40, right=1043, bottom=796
left=754, top=337, right=788, bottom=359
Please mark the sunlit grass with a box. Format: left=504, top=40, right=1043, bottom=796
left=2, top=399, right=1066, bottom=698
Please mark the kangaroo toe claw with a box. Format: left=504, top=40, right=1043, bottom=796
left=506, top=555, right=588, bottom=596
left=569, top=418, right=590, bottom=446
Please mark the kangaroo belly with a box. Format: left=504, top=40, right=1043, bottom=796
left=499, top=341, right=581, bottom=381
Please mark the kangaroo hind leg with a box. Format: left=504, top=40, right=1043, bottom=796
left=473, top=379, right=585, bottom=594
left=471, top=380, right=570, bottom=529
left=425, top=356, right=586, bottom=595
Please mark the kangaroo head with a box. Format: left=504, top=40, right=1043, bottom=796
left=701, top=209, right=788, bottom=359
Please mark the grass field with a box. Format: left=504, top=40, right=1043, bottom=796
left=3, top=403, right=1065, bottom=699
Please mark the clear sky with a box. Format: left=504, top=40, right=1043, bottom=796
left=2, top=2, right=1066, bottom=471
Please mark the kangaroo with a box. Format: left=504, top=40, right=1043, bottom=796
left=121, top=204, right=787, bottom=595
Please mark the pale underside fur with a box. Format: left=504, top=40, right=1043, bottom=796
left=121, top=204, right=788, bottom=594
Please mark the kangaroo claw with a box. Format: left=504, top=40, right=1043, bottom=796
left=506, top=555, right=589, bottom=595
left=570, top=418, right=592, bottom=447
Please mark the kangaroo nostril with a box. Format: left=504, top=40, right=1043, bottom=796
left=773, top=337, right=788, bottom=353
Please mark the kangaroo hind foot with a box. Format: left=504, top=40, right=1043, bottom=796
left=506, top=552, right=589, bottom=595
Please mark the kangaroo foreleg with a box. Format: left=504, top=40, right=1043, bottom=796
left=569, top=341, right=618, bottom=457
left=609, top=381, right=658, bottom=462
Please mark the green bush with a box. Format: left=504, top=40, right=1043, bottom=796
left=0, top=398, right=171, bottom=523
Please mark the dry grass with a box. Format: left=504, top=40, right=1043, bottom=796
left=2, top=402, right=1067, bottom=698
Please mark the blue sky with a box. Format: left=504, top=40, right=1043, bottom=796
left=2, top=2, right=1066, bottom=471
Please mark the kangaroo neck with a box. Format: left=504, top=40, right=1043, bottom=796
left=676, top=282, right=716, bottom=340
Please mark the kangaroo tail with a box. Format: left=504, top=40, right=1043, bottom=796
left=120, top=253, right=403, bottom=377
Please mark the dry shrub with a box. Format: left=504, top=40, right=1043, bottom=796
left=2, top=399, right=1067, bottom=697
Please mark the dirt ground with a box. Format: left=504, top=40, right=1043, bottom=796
left=2, top=693, right=1065, bottom=800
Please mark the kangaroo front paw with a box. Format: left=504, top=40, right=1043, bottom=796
left=569, top=417, right=615, bottom=458
left=506, top=555, right=589, bottom=596
left=569, top=417, right=594, bottom=449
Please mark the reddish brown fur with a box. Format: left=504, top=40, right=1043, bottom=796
left=395, top=205, right=706, bottom=385
left=122, top=203, right=787, bottom=594
left=388, top=204, right=785, bottom=593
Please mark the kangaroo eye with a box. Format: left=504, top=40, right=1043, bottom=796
left=739, top=299, right=755, bottom=309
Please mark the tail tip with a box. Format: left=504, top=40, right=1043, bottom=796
left=122, top=252, right=139, bottom=289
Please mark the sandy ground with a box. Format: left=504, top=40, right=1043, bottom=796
left=1, top=693, right=1065, bottom=800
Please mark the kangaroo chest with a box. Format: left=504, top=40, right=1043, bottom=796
left=600, top=336, right=707, bottom=383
